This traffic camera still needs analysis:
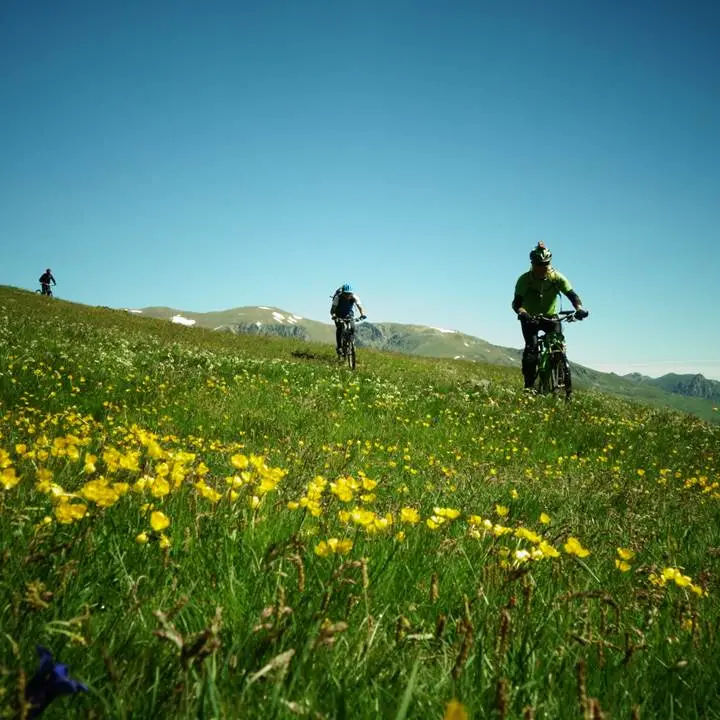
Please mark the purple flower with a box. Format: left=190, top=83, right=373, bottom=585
left=25, top=645, right=87, bottom=718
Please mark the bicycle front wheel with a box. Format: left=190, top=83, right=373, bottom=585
left=550, top=352, right=571, bottom=397
left=347, top=341, right=356, bottom=370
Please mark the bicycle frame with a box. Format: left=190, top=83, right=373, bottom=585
left=336, top=316, right=365, bottom=369
left=530, top=311, right=576, bottom=398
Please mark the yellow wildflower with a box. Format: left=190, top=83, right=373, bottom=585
left=563, top=537, right=591, bottom=558
left=443, top=699, right=468, bottom=720
left=495, top=504, right=509, bottom=517
left=55, top=502, right=87, bottom=524
left=400, top=507, right=421, bottom=524
left=151, top=477, right=170, bottom=498
left=434, top=507, right=460, bottom=520
left=538, top=540, right=560, bottom=558
left=150, top=511, right=170, bottom=532
left=1, top=468, right=20, bottom=490
left=515, top=527, right=542, bottom=544
left=617, top=547, right=635, bottom=561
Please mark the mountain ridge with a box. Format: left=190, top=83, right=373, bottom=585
left=127, top=303, right=719, bottom=423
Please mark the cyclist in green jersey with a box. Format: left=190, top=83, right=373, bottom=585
left=512, top=242, right=589, bottom=389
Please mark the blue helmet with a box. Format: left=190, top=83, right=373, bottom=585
left=341, top=283, right=352, bottom=293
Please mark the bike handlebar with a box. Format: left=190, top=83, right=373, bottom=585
left=522, top=310, right=586, bottom=323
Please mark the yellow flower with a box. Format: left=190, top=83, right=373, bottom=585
left=617, top=547, right=635, bottom=561
left=538, top=540, right=560, bottom=558
left=150, top=511, right=170, bottom=532
left=136, top=532, right=149, bottom=544
left=615, top=560, right=631, bottom=572
left=159, top=534, right=171, bottom=550
left=81, top=479, right=120, bottom=507
left=515, top=527, right=542, bottom=544
left=1, top=467, right=20, bottom=490
left=362, top=477, right=378, bottom=491
left=83, top=454, right=97, bottom=474
left=36, top=468, right=54, bottom=483
left=55, top=502, right=87, bottom=524
left=314, top=538, right=352, bottom=557
left=539, top=512, right=551, bottom=524
left=434, top=507, right=460, bottom=520
left=510, top=488, right=519, bottom=499
left=495, top=504, right=509, bottom=517
left=195, top=480, right=222, bottom=503
left=563, top=537, right=591, bottom=558
left=151, top=477, right=171, bottom=498
left=443, top=699, right=468, bottom=720
left=400, top=507, right=420, bottom=524
left=331, top=538, right=353, bottom=555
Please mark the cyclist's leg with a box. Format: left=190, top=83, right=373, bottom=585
left=520, top=319, right=539, bottom=388
left=335, top=320, right=342, bottom=356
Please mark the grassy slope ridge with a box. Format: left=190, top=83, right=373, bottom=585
left=1, top=284, right=719, bottom=719
left=135, top=303, right=720, bottom=424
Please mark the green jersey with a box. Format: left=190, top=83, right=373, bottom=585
left=514, top=268, right=573, bottom=316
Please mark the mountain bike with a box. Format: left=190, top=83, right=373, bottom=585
left=529, top=310, right=585, bottom=398
left=336, top=316, right=366, bottom=369
left=36, top=285, right=55, bottom=297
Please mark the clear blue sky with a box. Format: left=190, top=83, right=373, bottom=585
left=2, top=0, right=719, bottom=378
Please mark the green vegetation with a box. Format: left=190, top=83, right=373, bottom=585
left=1, top=284, right=719, bottom=719
left=137, top=304, right=720, bottom=424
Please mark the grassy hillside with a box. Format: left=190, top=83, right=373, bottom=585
left=133, top=303, right=720, bottom=424
left=1, top=284, right=719, bottom=719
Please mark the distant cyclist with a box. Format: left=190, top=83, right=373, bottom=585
left=512, top=243, right=588, bottom=390
left=331, top=283, right=367, bottom=358
left=39, top=268, right=56, bottom=296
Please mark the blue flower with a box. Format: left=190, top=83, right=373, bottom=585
left=25, top=645, right=87, bottom=718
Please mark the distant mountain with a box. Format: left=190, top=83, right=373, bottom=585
left=129, top=305, right=524, bottom=368
left=128, top=304, right=719, bottom=423
left=623, top=372, right=720, bottom=404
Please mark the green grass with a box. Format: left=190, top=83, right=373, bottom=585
left=1, top=284, right=719, bottom=719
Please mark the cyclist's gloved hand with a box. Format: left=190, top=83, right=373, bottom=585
left=574, top=307, right=589, bottom=320
left=517, top=309, right=530, bottom=321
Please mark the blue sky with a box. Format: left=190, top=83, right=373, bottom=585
left=2, top=0, right=719, bottom=379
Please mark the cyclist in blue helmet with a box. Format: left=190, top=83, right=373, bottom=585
left=331, top=283, right=367, bottom=358
left=39, top=268, right=56, bottom=296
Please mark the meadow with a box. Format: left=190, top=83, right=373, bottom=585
left=0, top=285, right=718, bottom=719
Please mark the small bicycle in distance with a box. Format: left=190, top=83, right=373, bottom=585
left=336, top=315, right=366, bottom=370
left=527, top=310, right=586, bottom=399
